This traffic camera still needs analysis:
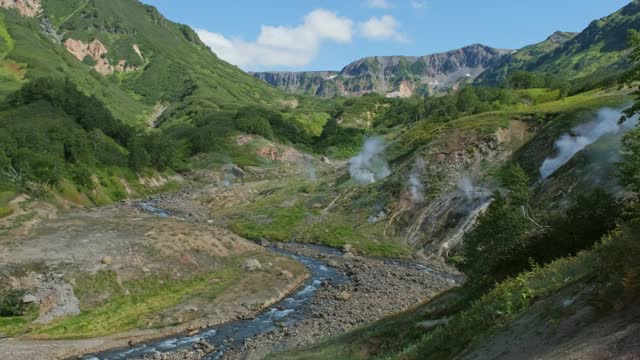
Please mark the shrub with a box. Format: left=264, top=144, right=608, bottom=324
left=0, top=289, right=28, bottom=317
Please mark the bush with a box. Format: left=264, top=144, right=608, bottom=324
left=0, top=289, right=28, bottom=317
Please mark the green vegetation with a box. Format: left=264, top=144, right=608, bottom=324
left=0, top=190, right=15, bottom=218
left=480, top=2, right=639, bottom=84
left=0, top=78, right=184, bottom=201
left=2, top=264, right=243, bottom=338
left=0, top=289, right=28, bottom=317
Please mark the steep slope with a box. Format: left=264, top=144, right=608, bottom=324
left=253, top=44, right=511, bottom=98
left=478, top=31, right=577, bottom=85
left=480, top=1, right=640, bottom=84
left=0, top=0, right=284, bottom=125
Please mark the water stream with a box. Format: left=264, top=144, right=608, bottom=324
left=84, top=246, right=347, bottom=360
left=82, top=202, right=348, bottom=360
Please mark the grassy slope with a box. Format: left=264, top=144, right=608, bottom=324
left=222, top=90, right=627, bottom=259
left=271, top=250, right=598, bottom=360
left=266, top=89, right=630, bottom=359
left=480, top=1, right=640, bottom=84
left=1, top=0, right=284, bottom=125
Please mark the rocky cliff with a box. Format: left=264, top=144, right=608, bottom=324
left=252, top=44, right=511, bottom=97
left=250, top=71, right=340, bottom=97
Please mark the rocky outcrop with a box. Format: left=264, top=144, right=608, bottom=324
left=0, top=0, right=41, bottom=17
left=252, top=44, right=511, bottom=97
left=250, top=71, right=339, bottom=97
left=33, top=279, right=81, bottom=324
left=64, top=38, right=141, bottom=76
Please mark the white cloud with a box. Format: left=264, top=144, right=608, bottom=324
left=196, top=9, right=353, bottom=69
left=410, top=0, right=426, bottom=9
left=367, top=0, right=393, bottom=8
left=359, top=15, right=407, bottom=42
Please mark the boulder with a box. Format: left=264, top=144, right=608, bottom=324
left=222, top=163, right=246, bottom=180
left=22, top=294, right=37, bottom=304
left=193, top=339, right=215, bottom=353
left=279, top=270, right=294, bottom=279
left=33, top=280, right=81, bottom=324
left=101, top=256, right=113, bottom=265
left=335, top=291, right=352, bottom=301
left=242, top=258, right=262, bottom=272
left=259, top=238, right=271, bottom=247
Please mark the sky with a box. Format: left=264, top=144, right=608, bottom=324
left=142, top=0, right=631, bottom=72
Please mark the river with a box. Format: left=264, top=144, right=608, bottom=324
left=82, top=203, right=349, bottom=360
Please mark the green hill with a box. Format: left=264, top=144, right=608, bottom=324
left=480, top=1, right=640, bottom=85
left=0, top=0, right=292, bottom=205
left=1, top=0, right=283, bottom=124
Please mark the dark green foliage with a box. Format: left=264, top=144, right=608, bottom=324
left=9, top=78, right=133, bottom=142
left=129, top=58, right=195, bottom=104
left=0, top=78, right=185, bottom=193
left=528, top=190, right=621, bottom=264
left=620, top=126, right=640, bottom=193
left=596, top=211, right=640, bottom=302
left=461, top=192, right=535, bottom=289
left=0, top=289, right=27, bottom=317
left=620, top=30, right=640, bottom=193
left=232, top=106, right=275, bottom=140
left=82, top=55, right=97, bottom=67
left=455, top=87, right=483, bottom=113
left=463, top=163, right=622, bottom=294
left=127, top=136, right=150, bottom=171
left=496, top=164, right=530, bottom=205
left=505, top=71, right=570, bottom=97
left=315, top=117, right=365, bottom=158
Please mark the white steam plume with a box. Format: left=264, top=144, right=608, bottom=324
left=457, top=173, right=474, bottom=199
left=409, top=158, right=426, bottom=202
left=540, top=107, right=638, bottom=179
left=301, top=154, right=317, bottom=181
left=349, top=137, right=391, bottom=185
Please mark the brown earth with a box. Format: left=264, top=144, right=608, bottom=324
left=0, top=0, right=41, bottom=17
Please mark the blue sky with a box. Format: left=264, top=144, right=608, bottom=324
left=143, top=0, right=631, bottom=72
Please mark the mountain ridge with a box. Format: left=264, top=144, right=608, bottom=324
left=252, top=44, right=512, bottom=98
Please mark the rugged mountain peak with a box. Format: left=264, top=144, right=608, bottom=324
left=0, top=0, right=40, bottom=17
left=252, top=44, right=511, bottom=97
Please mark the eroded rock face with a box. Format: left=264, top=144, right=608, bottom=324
left=64, top=38, right=141, bottom=75
left=0, top=0, right=41, bottom=17
left=33, top=279, right=81, bottom=324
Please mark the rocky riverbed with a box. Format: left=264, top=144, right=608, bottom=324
left=128, top=242, right=461, bottom=360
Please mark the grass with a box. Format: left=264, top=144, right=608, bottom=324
left=0, top=313, right=36, bottom=336
left=271, top=250, right=597, bottom=360
left=299, top=213, right=412, bottom=258
left=29, top=265, right=242, bottom=339
left=0, top=190, right=16, bottom=218
left=226, top=179, right=317, bottom=242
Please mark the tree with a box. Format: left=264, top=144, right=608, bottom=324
left=620, top=30, right=640, bottom=193
left=456, top=87, right=482, bottom=113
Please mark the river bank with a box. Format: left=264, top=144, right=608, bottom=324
left=122, top=242, right=460, bottom=360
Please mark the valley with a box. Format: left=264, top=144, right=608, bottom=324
left=0, top=166, right=458, bottom=359
left=0, top=1, right=639, bottom=360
